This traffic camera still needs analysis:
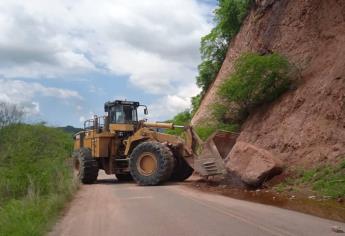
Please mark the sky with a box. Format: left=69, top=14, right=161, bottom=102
left=0, top=0, right=217, bottom=127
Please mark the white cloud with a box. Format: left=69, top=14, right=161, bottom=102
left=0, top=0, right=212, bottom=120
left=22, top=102, right=40, bottom=116
left=148, top=83, right=201, bottom=120
left=0, top=79, right=83, bottom=115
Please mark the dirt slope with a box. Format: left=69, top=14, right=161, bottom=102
left=192, top=0, right=345, bottom=167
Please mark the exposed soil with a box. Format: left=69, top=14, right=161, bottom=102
left=185, top=176, right=345, bottom=223
left=192, top=0, right=345, bottom=169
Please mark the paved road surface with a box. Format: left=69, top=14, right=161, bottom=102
left=49, top=172, right=345, bottom=236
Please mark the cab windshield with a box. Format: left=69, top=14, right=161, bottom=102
left=110, top=105, right=138, bottom=124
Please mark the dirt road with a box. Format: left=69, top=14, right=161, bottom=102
left=49, top=172, right=345, bottom=236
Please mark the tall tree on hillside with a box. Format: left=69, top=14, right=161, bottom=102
left=192, top=0, right=252, bottom=113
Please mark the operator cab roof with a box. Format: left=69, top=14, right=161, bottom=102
left=104, top=100, right=140, bottom=112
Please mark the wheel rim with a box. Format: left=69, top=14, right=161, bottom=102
left=137, top=152, right=157, bottom=176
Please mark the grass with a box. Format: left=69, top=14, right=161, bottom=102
left=274, top=161, right=345, bottom=198
left=195, top=126, right=217, bottom=141
left=274, top=182, right=287, bottom=193
left=0, top=124, right=76, bottom=236
left=303, top=163, right=345, bottom=198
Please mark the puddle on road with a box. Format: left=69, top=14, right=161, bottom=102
left=185, top=180, right=345, bottom=223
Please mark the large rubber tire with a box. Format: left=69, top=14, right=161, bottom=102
left=170, top=156, right=194, bottom=181
left=129, top=142, right=174, bottom=186
left=115, top=173, right=133, bottom=181
left=73, top=148, right=99, bottom=184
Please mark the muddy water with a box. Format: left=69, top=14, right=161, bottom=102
left=186, top=180, right=345, bottom=223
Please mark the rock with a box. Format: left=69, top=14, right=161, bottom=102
left=308, top=196, right=316, bottom=199
left=225, top=141, right=283, bottom=187
left=331, top=226, right=344, bottom=233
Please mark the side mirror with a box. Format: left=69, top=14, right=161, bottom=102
left=144, top=108, right=148, bottom=115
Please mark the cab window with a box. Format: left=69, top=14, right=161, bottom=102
left=110, top=105, right=137, bottom=124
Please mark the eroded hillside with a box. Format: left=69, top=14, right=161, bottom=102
left=192, top=0, right=345, bottom=168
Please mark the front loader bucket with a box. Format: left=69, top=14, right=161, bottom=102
left=193, top=130, right=239, bottom=176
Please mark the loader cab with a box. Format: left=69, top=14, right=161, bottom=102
left=104, top=100, right=146, bottom=132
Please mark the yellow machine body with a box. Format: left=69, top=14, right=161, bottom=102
left=73, top=100, right=238, bottom=185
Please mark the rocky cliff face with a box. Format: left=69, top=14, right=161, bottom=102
left=192, top=0, right=345, bottom=168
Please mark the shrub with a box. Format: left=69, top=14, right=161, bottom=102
left=219, top=53, right=293, bottom=112
left=211, top=103, right=228, bottom=122
left=211, top=101, right=248, bottom=123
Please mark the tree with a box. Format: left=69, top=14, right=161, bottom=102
left=192, top=0, right=253, bottom=113
left=197, top=0, right=252, bottom=92
left=0, top=103, right=24, bottom=128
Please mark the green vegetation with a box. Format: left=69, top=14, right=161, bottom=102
left=191, top=94, right=202, bottom=115
left=219, top=53, right=292, bottom=107
left=166, top=110, right=192, bottom=136
left=218, top=53, right=293, bottom=120
left=195, top=123, right=239, bottom=141
left=274, top=161, right=345, bottom=198
left=192, top=0, right=253, bottom=113
left=299, top=162, right=345, bottom=198
left=0, top=124, right=76, bottom=236
left=171, top=3, right=294, bottom=142
left=190, top=43, right=295, bottom=144
left=166, top=109, right=238, bottom=140
left=211, top=103, right=228, bottom=122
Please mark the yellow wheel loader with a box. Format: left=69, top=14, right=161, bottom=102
left=72, top=100, right=238, bottom=185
